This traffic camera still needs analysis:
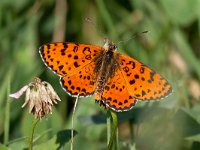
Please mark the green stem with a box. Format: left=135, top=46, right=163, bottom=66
left=29, top=118, right=39, bottom=150
left=70, top=96, right=79, bottom=150
left=107, top=110, right=118, bottom=150
left=115, top=125, right=119, bottom=150
left=3, top=76, right=10, bottom=145
left=129, top=120, right=135, bottom=144
left=106, top=110, right=111, bottom=145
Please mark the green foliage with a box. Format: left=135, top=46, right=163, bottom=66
left=0, top=0, right=200, bottom=149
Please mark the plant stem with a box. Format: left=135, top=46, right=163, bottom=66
left=29, top=118, right=39, bottom=150
left=3, top=76, right=10, bottom=145
left=107, top=110, right=118, bottom=150
left=70, top=95, right=79, bottom=150
left=106, top=110, right=111, bottom=145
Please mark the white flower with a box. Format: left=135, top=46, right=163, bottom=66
left=10, top=77, right=61, bottom=119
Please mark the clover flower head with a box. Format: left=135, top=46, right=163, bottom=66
left=10, top=77, right=61, bottom=119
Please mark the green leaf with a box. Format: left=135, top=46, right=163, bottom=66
left=9, top=138, right=28, bottom=150
left=34, top=130, right=78, bottom=150
left=186, top=134, right=200, bottom=142
left=0, top=144, right=9, bottom=150
left=160, top=0, right=198, bottom=25
left=173, top=108, right=200, bottom=137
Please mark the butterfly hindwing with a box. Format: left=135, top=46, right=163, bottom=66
left=118, top=54, right=172, bottom=100
left=60, top=61, right=97, bottom=97
left=101, top=69, right=137, bottom=112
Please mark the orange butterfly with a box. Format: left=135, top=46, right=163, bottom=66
left=39, top=39, right=172, bottom=112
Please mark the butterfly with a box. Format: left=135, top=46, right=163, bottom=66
left=39, top=39, right=172, bottom=112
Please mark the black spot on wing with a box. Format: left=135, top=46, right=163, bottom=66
left=74, top=55, right=78, bottom=59
left=126, top=61, right=135, bottom=69
left=140, top=66, right=145, bottom=73
left=63, top=43, right=68, bottom=49
left=134, top=74, right=139, bottom=79
left=73, top=46, right=78, bottom=52
left=129, top=79, right=135, bottom=85
left=142, top=90, right=146, bottom=96
left=83, top=47, right=91, bottom=55
left=74, top=62, right=80, bottom=68
left=123, top=66, right=129, bottom=73
left=58, top=65, right=64, bottom=70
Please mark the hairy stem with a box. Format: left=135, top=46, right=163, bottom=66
left=29, top=118, right=39, bottom=150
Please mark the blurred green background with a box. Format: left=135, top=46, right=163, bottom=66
left=0, top=0, right=200, bottom=149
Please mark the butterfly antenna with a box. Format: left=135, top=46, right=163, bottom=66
left=84, top=17, right=107, bottom=44
left=117, top=31, right=148, bottom=45
left=84, top=17, right=104, bottom=35
left=84, top=17, right=96, bottom=28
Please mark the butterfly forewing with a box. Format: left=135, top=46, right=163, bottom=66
left=39, top=42, right=102, bottom=76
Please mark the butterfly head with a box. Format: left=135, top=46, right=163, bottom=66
left=103, top=38, right=117, bottom=52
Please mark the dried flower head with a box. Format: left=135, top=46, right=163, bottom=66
left=10, top=77, right=61, bottom=119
